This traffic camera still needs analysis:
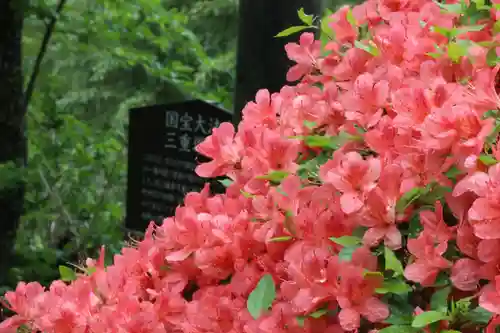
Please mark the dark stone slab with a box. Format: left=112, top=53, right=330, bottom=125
left=125, top=100, right=232, bottom=231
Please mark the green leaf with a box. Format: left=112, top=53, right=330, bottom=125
left=269, top=236, right=293, bottom=242
left=427, top=51, right=443, bottom=59
left=472, top=0, right=487, bottom=9
left=320, top=13, right=335, bottom=41
left=240, top=190, right=256, bottom=198
left=432, top=26, right=453, bottom=38
left=329, top=235, right=362, bottom=247
left=487, top=120, right=500, bottom=145
left=297, top=132, right=360, bottom=150
left=441, top=331, right=461, bottom=333
left=445, top=165, right=464, bottom=179
left=477, top=40, right=500, bottom=47
left=454, top=296, right=473, bottom=312
left=346, top=8, right=357, bottom=27
left=433, top=271, right=451, bottom=287
left=283, top=211, right=297, bottom=236
left=407, top=214, right=423, bottom=239
left=454, top=24, right=486, bottom=36
left=385, top=295, right=414, bottom=325
left=430, top=287, right=451, bottom=313
left=276, top=25, right=311, bottom=37
left=364, top=270, right=384, bottom=278
left=483, top=109, right=499, bottom=119
left=494, top=20, right=500, bottom=34
left=396, top=187, right=425, bottom=213
left=412, top=311, right=449, bottom=328
left=354, top=40, right=380, bottom=56
left=255, top=170, right=289, bottom=182
left=338, top=245, right=361, bottom=262
left=297, top=307, right=329, bottom=325
left=298, top=8, right=314, bottom=26
left=447, top=42, right=468, bottom=63
left=309, top=308, right=328, bottom=318
left=247, top=274, right=276, bottom=319
left=303, top=135, right=342, bottom=148
left=297, top=159, right=320, bottom=179
left=384, top=247, right=404, bottom=277
left=465, top=306, right=493, bottom=324
left=487, top=47, right=500, bottom=66
left=219, top=179, right=233, bottom=187
left=303, top=120, right=317, bottom=129
left=479, top=154, right=498, bottom=166
left=462, top=1, right=491, bottom=24
left=59, top=265, right=77, bottom=282
left=352, top=226, right=368, bottom=239
left=376, top=278, right=412, bottom=294
left=86, top=266, right=97, bottom=275
left=433, top=0, right=464, bottom=13
left=379, top=325, right=418, bottom=333
left=418, top=184, right=452, bottom=205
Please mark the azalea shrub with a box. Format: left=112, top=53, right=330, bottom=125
left=3, top=0, right=500, bottom=331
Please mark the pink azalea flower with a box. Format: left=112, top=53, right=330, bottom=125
left=285, top=33, right=321, bottom=82
left=404, top=231, right=452, bottom=286
left=319, top=150, right=381, bottom=215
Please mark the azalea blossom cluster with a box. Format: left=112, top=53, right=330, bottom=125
left=3, top=0, right=500, bottom=331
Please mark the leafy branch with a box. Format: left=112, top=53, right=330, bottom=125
left=37, top=166, right=74, bottom=227
left=24, top=0, right=68, bottom=109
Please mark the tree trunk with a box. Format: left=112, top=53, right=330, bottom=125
left=0, top=0, right=25, bottom=286
left=233, top=0, right=324, bottom=123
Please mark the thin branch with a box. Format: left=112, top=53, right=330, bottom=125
left=24, top=0, right=68, bottom=109
left=89, top=157, right=121, bottom=226
left=37, top=166, right=75, bottom=226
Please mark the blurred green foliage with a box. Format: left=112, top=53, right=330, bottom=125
left=5, top=0, right=358, bottom=289
left=7, top=0, right=237, bottom=288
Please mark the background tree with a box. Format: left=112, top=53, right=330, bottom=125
left=2, top=0, right=239, bottom=290
left=0, top=0, right=25, bottom=287
left=233, top=0, right=324, bottom=123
